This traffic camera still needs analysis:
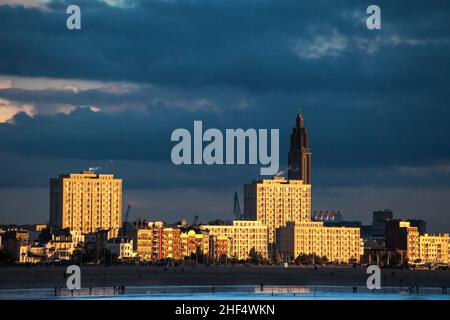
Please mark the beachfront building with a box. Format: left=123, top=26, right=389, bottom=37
left=106, top=238, right=135, bottom=260
left=162, top=227, right=182, bottom=260
left=419, top=233, right=449, bottom=264
left=180, top=229, right=210, bottom=259
left=5, top=241, right=29, bottom=263
left=244, top=177, right=311, bottom=245
left=70, top=230, right=85, bottom=247
left=147, top=221, right=165, bottom=259
left=40, top=228, right=77, bottom=261
left=386, top=220, right=450, bottom=265
left=200, top=221, right=269, bottom=260
left=50, top=171, right=122, bottom=235
left=2, top=228, right=79, bottom=263
left=386, top=220, right=420, bottom=263
left=208, top=235, right=230, bottom=261
left=277, top=221, right=361, bottom=263
left=123, top=221, right=186, bottom=261
left=123, top=221, right=156, bottom=261
left=3, top=229, right=31, bottom=263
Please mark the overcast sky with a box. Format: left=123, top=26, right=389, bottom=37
left=0, top=0, right=450, bottom=232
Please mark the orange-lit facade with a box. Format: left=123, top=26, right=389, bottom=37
left=162, top=227, right=182, bottom=260
left=180, top=229, right=210, bottom=258
left=50, top=172, right=122, bottom=235
left=244, top=177, right=311, bottom=245
left=277, top=221, right=361, bottom=263
left=209, top=235, right=230, bottom=260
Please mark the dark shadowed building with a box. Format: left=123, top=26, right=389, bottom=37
left=371, top=209, right=394, bottom=239
left=408, top=219, right=427, bottom=235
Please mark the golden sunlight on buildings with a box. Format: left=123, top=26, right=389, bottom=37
left=277, top=221, right=361, bottom=263
left=386, top=220, right=420, bottom=262
left=124, top=221, right=164, bottom=261
left=244, top=177, right=311, bottom=245
left=180, top=229, right=210, bottom=258
left=50, top=171, right=122, bottom=235
left=419, top=233, right=449, bottom=264
left=386, top=220, right=449, bottom=264
left=163, top=227, right=182, bottom=260
left=201, top=221, right=268, bottom=260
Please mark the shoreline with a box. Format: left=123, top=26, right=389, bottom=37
left=1, top=265, right=449, bottom=290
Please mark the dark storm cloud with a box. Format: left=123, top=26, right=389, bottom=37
left=1, top=0, right=450, bottom=227
left=1, top=95, right=450, bottom=189
left=1, top=0, right=450, bottom=93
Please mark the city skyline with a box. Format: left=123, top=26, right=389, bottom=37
left=1, top=1, right=450, bottom=232
left=0, top=113, right=446, bottom=239
left=0, top=111, right=449, bottom=233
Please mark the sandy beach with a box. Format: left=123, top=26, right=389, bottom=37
left=0, top=265, right=449, bottom=290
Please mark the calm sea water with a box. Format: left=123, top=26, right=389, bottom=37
left=1, top=285, right=449, bottom=300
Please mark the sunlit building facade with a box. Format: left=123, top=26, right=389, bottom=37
left=277, top=221, right=361, bottom=263
left=209, top=235, right=230, bottom=261
left=106, top=238, right=135, bottom=260
left=50, top=171, right=122, bottom=235
left=419, top=233, right=449, bottom=264
left=180, top=229, right=210, bottom=258
left=123, top=221, right=156, bottom=261
left=386, top=220, right=419, bottom=262
left=201, top=221, right=269, bottom=260
left=162, top=227, right=182, bottom=260
left=244, top=177, right=311, bottom=245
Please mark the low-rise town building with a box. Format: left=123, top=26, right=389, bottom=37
left=180, top=228, right=210, bottom=259
left=162, top=227, right=182, bottom=260
left=124, top=221, right=155, bottom=261
left=386, top=220, right=420, bottom=263
left=419, top=233, right=449, bottom=264
left=277, top=221, right=362, bottom=263
left=106, top=238, right=136, bottom=261
left=201, top=220, right=269, bottom=260
left=209, top=235, right=230, bottom=261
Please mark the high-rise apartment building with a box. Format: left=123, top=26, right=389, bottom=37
left=244, top=177, right=311, bottom=245
left=50, top=171, right=122, bottom=234
left=288, top=113, right=312, bottom=184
